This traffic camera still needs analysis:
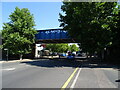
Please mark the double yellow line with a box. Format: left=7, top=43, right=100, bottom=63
left=61, top=68, right=79, bottom=90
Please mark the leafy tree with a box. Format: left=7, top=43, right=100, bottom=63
left=46, top=43, right=69, bottom=53
left=59, top=2, right=117, bottom=55
left=2, top=7, right=37, bottom=60
left=58, top=44, right=69, bottom=52
left=46, top=44, right=58, bottom=52
left=105, top=3, right=120, bottom=60
left=46, top=43, right=79, bottom=53
left=110, top=4, right=120, bottom=47
left=69, top=44, right=79, bottom=52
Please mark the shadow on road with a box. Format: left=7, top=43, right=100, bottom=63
left=21, top=57, right=120, bottom=70
left=115, top=79, right=120, bottom=82
left=21, top=59, right=82, bottom=68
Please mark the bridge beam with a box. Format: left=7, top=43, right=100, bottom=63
left=35, top=29, right=79, bottom=43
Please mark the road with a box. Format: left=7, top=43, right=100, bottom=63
left=1, top=58, right=120, bottom=89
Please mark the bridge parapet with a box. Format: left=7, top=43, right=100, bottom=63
left=36, top=29, right=69, bottom=40
left=35, top=29, right=78, bottom=43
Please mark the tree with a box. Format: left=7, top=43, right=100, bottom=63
left=46, top=43, right=79, bottom=53
left=58, top=44, right=69, bottom=53
left=46, top=44, right=58, bottom=52
left=46, top=43, right=69, bottom=53
left=105, top=3, right=120, bottom=60
left=2, top=7, right=37, bottom=60
left=110, top=4, right=120, bottom=47
left=69, top=44, right=79, bottom=52
left=59, top=2, right=117, bottom=55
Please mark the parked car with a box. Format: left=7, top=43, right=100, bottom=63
left=77, top=53, right=82, bottom=56
left=52, top=52, right=58, bottom=56
left=67, top=54, right=75, bottom=60
left=72, top=53, right=76, bottom=57
left=59, top=53, right=66, bottom=57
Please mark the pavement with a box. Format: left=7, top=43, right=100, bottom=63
left=0, top=59, right=36, bottom=63
left=1, top=58, right=120, bottom=89
left=0, top=56, right=86, bottom=63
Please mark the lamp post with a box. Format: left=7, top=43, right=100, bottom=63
left=4, top=48, right=8, bottom=61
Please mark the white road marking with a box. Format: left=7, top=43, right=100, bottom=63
left=2, top=68, right=15, bottom=71
left=70, top=68, right=82, bottom=89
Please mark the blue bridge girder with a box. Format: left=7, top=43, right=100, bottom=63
left=35, top=29, right=78, bottom=43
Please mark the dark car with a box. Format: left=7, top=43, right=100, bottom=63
left=59, top=53, right=66, bottom=57
left=52, top=52, right=58, bottom=56
left=77, top=53, right=82, bottom=56
left=67, top=54, right=75, bottom=60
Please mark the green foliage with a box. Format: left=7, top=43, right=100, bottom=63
left=2, top=7, right=37, bottom=56
left=46, top=43, right=69, bottom=53
left=46, top=43, right=79, bottom=53
left=68, top=44, right=79, bottom=52
left=110, top=4, right=120, bottom=47
left=59, top=2, right=118, bottom=54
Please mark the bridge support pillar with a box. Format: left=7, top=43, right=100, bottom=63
left=35, top=44, right=43, bottom=58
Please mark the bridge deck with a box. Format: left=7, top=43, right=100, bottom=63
left=36, top=38, right=79, bottom=43
left=35, top=29, right=79, bottom=43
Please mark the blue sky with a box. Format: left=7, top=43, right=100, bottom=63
left=1, top=2, right=63, bottom=30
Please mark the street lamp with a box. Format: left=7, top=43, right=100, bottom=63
left=4, top=48, right=8, bottom=61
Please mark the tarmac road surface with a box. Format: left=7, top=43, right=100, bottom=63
left=1, top=58, right=119, bottom=89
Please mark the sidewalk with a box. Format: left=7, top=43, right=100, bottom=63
left=0, top=56, right=61, bottom=63
left=0, top=59, right=33, bottom=63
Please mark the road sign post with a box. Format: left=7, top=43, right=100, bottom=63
left=4, top=48, right=8, bottom=61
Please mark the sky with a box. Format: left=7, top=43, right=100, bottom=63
left=1, top=0, right=120, bottom=30
left=1, top=2, right=64, bottom=30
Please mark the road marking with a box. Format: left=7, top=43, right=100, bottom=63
left=70, top=68, right=82, bottom=89
left=2, top=68, right=15, bottom=71
left=61, top=68, right=78, bottom=90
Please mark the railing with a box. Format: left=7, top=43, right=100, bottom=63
left=35, top=29, right=70, bottom=40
